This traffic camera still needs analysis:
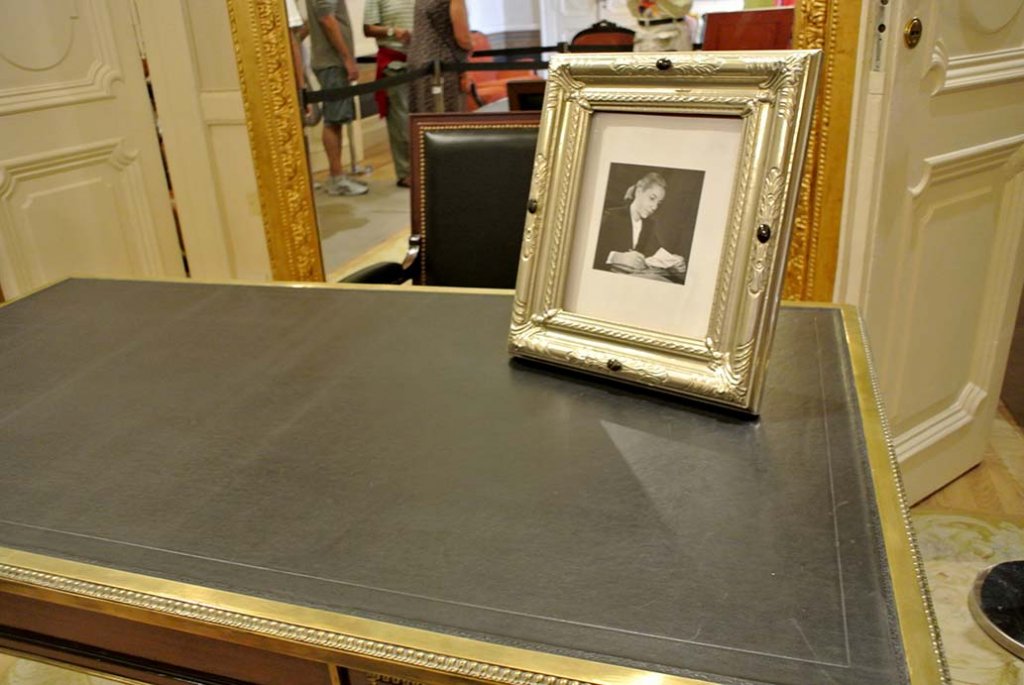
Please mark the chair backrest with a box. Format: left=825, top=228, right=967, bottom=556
left=702, top=7, right=794, bottom=50
left=570, top=20, right=635, bottom=51
left=410, top=112, right=541, bottom=288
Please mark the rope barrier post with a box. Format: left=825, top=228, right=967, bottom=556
left=346, top=80, right=372, bottom=176
left=431, top=59, right=444, bottom=113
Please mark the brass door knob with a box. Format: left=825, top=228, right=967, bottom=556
left=904, top=17, right=923, bottom=48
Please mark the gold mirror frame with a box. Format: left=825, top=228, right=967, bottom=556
left=224, top=0, right=857, bottom=296
left=226, top=0, right=324, bottom=282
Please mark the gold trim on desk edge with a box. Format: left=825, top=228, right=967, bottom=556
left=840, top=307, right=951, bottom=684
left=0, top=548, right=715, bottom=685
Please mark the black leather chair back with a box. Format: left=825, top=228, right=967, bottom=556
left=411, top=112, right=540, bottom=288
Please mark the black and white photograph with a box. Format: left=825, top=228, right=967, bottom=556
left=563, top=111, right=743, bottom=341
left=591, top=163, right=704, bottom=286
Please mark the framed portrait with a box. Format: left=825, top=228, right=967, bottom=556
left=508, top=51, right=821, bottom=414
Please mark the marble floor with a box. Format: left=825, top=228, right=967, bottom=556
left=912, top=408, right=1024, bottom=683
left=311, top=146, right=412, bottom=282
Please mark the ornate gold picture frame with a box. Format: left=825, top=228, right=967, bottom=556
left=508, top=51, right=821, bottom=414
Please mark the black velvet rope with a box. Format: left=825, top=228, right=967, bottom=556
left=303, top=42, right=634, bottom=106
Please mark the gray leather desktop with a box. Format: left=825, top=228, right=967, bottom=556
left=0, top=279, right=945, bottom=685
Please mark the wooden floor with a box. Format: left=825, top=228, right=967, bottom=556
left=913, top=406, right=1024, bottom=517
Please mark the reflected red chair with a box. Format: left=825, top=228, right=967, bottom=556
left=570, top=20, right=635, bottom=52
left=464, top=32, right=541, bottom=111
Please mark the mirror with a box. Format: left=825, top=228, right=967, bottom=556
left=284, top=0, right=417, bottom=282
left=225, top=0, right=857, bottom=298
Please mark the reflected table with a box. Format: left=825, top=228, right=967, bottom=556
left=0, top=279, right=947, bottom=685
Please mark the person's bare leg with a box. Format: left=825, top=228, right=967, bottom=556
left=322, top=122, right=343, bottom=177
left=320, top=121, right=367, bottom=195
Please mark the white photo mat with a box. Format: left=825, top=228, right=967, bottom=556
left=564, top=112, right=744, bottom=340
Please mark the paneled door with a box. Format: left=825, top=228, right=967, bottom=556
left=539, top=0, right=635, bottom=46
left=839, top=0, right=1024, bottom=502
left=0, top=0, right=186, bottom=299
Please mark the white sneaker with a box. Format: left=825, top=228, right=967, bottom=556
left=324, top=176, right=368, bottom=196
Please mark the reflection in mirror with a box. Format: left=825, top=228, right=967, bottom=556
left=285, top=0, right=413, bottom=281
left=227, top=0, right=852, bottom=296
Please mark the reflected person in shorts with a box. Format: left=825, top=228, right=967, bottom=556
left=306, top=0, right=369, bottom=196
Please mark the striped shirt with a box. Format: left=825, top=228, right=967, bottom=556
left=362, top=0, right=415, bottom=51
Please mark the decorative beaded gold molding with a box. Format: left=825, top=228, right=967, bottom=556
left=225, top=0, right=323, bottom=282
left=0, top=563, right=593, bottom=685
left=783, top=0, right=861, bottom=301
left=841, top=308, right=952, bottom=684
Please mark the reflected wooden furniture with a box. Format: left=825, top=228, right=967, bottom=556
left=702, top=7, right=795, bottom=51
left=507, top=79, right=546, bottom=111
left=0, top=278, right=947, bottom=685
left=464, top=32, right=543, bottom=111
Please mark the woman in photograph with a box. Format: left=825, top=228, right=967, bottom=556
left=592, top=171, right=687, bottom=279
left=408, top=0, right=472, bottom=113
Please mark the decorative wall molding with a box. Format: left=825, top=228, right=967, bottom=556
left=0, top=139, right=164, bottom=290
left=199, top=91, right=247, bottom=126
left=925, top=39, right=949, bottom=96
left=893, top=135, right=1024, bottom=462
left=910, top=134, right=1024, bottom=196
left=0, top=139, right=136, bottom=197
left=959, top=0, right=1024, bottom=34
left=894, top=384, right=987, bottom=459
left=937, top=47, right=1024, bottom=95
left=0, top=0, right=122, bottom=115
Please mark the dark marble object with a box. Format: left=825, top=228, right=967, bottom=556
left=971, top=561, right=1024, bottom=659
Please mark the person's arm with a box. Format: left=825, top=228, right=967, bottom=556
left=317, top=12, right=360, bottom=82
left=361, top=0, right=410, bottom=44
left=363, top=23, right=411, bottom=45
left=449, top=0, right=473, bottom=52
left=289, top=30, right=306, bottom=91
left=606, top=251, right=648, bottom=270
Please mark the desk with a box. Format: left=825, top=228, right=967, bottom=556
left=0, top=279, right=946, bottom=684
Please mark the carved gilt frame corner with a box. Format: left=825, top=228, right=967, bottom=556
left=225, top=0, right=324, bottom=282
